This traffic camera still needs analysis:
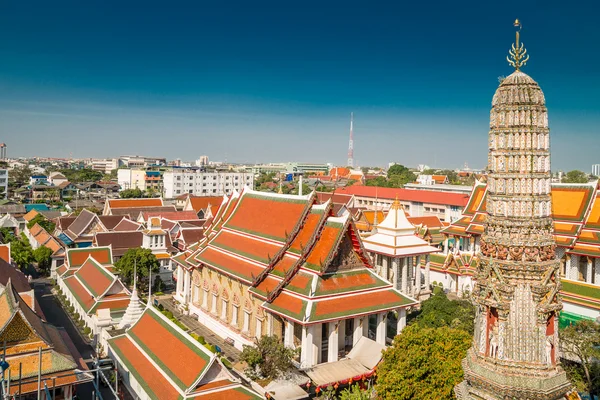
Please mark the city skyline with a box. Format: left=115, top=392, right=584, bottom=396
left=1, top=1, right=599, bottom=170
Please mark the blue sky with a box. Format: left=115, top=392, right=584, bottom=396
left=1, top=0, right=599, bottom=171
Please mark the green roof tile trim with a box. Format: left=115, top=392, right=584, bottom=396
left=89, top=302, right=128, bottom=314
left=224, top=193, right=309, bottom=242
left=210, top=236, right=271, bottom=265
left=228, top=386, right=263, bottom=399
left=561, top=280, right=600, bottom=301
left=552, top=186, right=595, bottom=222
left=67, top=247, right=112, bottom=267
left=570, top=247, right=600, bottom=258
left=284, top=272, right=314, bottom=296
left=561, top=293, right=600, bottom=310
left=559, top=310, right=593, bottom=329
left=313, top=270, right=388, bottom=296
left=196, top=252, right=258, bottom=283
left=462, top=184, right=486, bottom=216
left=262, top=298, right=308, bottom=323
left=108, top=336, right=183, bottom=400
left=77, top=259, right=114, bottom=298
left=128, top=310, right=211, bottom=392
left=63, top=277, right=93, bottom=313
left=308, top=290, right=414, bottom=322
left=429, top=253, right=448, bottom=264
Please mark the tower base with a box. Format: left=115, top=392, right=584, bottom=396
left=455, top=350, right=579, bottom=400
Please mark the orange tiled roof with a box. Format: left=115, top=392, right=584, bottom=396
left=76, top=258, right=115, bottom=298
left=224, top=193, right=311, bottom=242
left=188, top=196, right=224, bottom=213
left=67, top=247, right=113, bottom=267
left=107, top=198, right=164, bottom=209
left=0, top=244, right=10, bottom=263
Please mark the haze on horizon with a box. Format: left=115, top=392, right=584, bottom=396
left=1, top=1, right=599, bottom=171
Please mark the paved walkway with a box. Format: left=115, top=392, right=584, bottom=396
left=156, top=296, right=242, bottom=363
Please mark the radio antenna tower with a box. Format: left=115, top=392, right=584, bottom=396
left=347, top=112, right=354, bottom=168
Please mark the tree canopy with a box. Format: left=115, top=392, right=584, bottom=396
left=45, top=168, right=103, bottom=183
left=364, top=164, right=416, bottom=188
left=11, top=235, right=34, bottom=270
left=8, top=166, right=33, bottom=188
left=376, top=325, right=471, bottom=400
left=240, top=335, right=296, bottom=381
left=410, top=291, right=476, bottom=334
left=114, top=248, right=160, bottom=291
left=119, top=188, right=144, bottom=198
left=562, top=170, right=589, bottom=183
left=27, top=214, right=56, bottom=233
left=33, top=246, right=53, bottom=273
left=560, top=320, right=600, bottom=397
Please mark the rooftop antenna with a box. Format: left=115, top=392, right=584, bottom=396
left=347, top=112, right=354, bottom=168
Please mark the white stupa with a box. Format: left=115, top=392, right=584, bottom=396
left=118, top=272, right=145, bottom=329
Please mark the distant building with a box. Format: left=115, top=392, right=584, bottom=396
left=91, top=158, right=120, bottom=174
left=0, top=168, right=7, bottom=199
left=593, top=164, right=600, bottom=176
left=196, top=155, right=209, bottom=166
left=29, top=174, right=48, bottom=186
left=117, top=168, right=147, bottom=191
left=249, top=162, right=330, bottom=176
left=0, top=143, right=6, bottom=160
left=416, top=174, right=449, bottom=185
left=162, top=169, right=253, bottom=198
left=119, top=155, right=166, bottom=168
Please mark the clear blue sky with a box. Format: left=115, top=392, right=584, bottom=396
left=1, top=0, right=599, bottom=171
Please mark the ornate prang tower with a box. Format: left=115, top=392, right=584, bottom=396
left=456, top=20, right=577, bottom=400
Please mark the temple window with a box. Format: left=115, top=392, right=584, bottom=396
left=202, top=288, right=208, bottom=309
left=211, top=293, right=218, bottom=314
left=232, top=304, right=239, bottom=328
left=578, top=257, right=588, bottom=282
left=243, top=310, right=250, bottom=333
left=221, top=299, right=228, bottom=320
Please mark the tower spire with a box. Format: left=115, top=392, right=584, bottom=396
left=507, top=19, right=529, bottom=70
left=347, top=112, right=354, bottom=168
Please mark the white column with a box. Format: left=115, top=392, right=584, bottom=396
left=396, top=308, right=406, bottom=335
left=425, top=254, right=431, bottom=290
left=255, top=317, right=263, bottom=338
left=301, top=325, right=314, bottom=368
left=284, top=320, right=294, bottom=348
left=328, top=321, right=339, bottom=363
left=183, top=270, right=191, bottom=305
left=267, top=313, right=273, bottom=335
left=407, top=256, right=414, bottom=295
left=376, top=313, right=386, bottom=345
left=362, top=316, right=369, bottom=337
left=586, top=257, right=593, bottom=283
left=176, top=266, right=183, bottom=297
left=353, top=317, right=362, bottom=346
left=416, top=255, right=423, bottom=291
left=392, top=258, right=399, bottom=290
left=382, top=256, right=389, bottom=280
left=444, top=237, right=449, bottom=255
left=401, top=258, right=409, bottom=294
left=595, top=258, right=600, bottom=285
left=314, top=324, right=322, bottom=364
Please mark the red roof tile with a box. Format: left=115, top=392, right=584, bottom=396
left=225, top=193, right=310, bottom=242
left=67, top=247, right=112, bottom=267
left=197, top=247, right=264, bottom=283
left=187, top=196, right=224, bottom=213
left=212, top=230, right=282, bottom=264
left=336, top=186, right=470, bottom=207
left=107, top=198, right=164, bottom=209
left=76, top=258, right=114, bottom=298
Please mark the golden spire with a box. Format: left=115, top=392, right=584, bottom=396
left=390, top=194, right=402, bottom=210
left=507, top=19, right=529, bottom=70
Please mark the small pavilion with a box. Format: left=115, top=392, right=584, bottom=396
left=361, top=198, right=439, bottom=298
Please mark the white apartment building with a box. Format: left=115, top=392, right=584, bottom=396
left=91, top=158, right=120, bottom=174
left=117, top=169, right=147, bottom=191
left=0, top=169, right=7, bottom=199
left=593, top=164, right=600, bottom=177
left=163, top=170, right=254, bottom=198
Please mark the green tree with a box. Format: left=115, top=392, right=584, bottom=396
left=119, top=188, right=144, bottom=198
left=365, top=176, right=390, bottom=187
left=11, top=238, right=34, bottom=270
left=0, top=227, right=15, bottom=243
left=560, top=320, right=600, bottom=397
left=114, top=248, right=160, bottom=292
left=562, top=170, right=589, bottom=183
left=421, top=168, right=437, bottom=175
left=33, top=246, right=53, bottom=273
left=376, top=325, right=471, bottom=400
left=386, top=164, right=417, bottom=187
left=410, top=291, right=476, bottom=334
left=240, top=335, right=297, bottom=381
left=339, top=383, right=372, bottom=400
left=8, top=166, right=33, bottom=188
left=27, top=214, right=56, bottom=233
